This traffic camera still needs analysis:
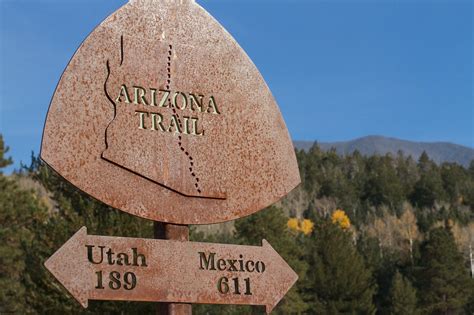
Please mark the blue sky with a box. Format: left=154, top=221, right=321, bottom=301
left=0, top=0, right=472, bottom=171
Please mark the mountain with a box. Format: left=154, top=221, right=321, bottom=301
left=294, top=136, right=474, bottom=167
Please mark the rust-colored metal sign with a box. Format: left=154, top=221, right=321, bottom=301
left=41, top=0, right=300, bottom=224
left=45, top=227, right=298, bottom=313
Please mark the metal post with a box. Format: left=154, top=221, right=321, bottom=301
left=154, top=222, right=192, bottom=315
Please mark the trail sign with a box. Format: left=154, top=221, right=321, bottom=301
left=45, top=227, right=298, bottom=313
left=43, top=0, right=300, bottom=312
left=41, top=0, right=300, bottom=224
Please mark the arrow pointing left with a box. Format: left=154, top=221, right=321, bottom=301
left=45, top=227, right=298, bottom=313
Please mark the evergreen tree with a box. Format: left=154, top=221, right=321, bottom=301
left=387, top=271, right=418, bottom=315
left=302, top=143, right=323, bottom=195
left=410, top=172, right=445, bottom=209
left=411, top=152, right=446, bottom=208
left=418, top=227, right=473, bottom=314
left=0, top=135, right=48, bottom=313
left=3, top=134, right=474, bottom=314
left=304, top=218, right=377, bottom=314
left=468, top=160, right=474, bottom=179
left=440, top=163, right=469, bottom=205
left=235, top=206, right=309, bottom=314
left=0, top=135, right=13, bottom=171
left=363, top=155, right=404, bottom=210
left=27, top=159, right=156, bottom=313
left=418, top=151, right=434, bottom=173
left=395, top=152, right=418, bottom=203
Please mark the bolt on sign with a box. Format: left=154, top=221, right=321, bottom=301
left=42, top=0, right=300, bottom=313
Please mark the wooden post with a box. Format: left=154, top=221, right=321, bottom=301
left=154, top=222, right=192, bottom=315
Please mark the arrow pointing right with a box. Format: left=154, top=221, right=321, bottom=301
left=45, top=227, right=298, bottom=313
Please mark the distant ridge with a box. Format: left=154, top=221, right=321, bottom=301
left=294, top=136, right=474, bottom=167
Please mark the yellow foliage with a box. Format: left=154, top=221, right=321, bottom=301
left=331, top=209, right=351, bottom=229
left=300, top=219, right=314, bottom=235
left=287, top=218, right=314, bottom=235
left=287, top=218, right=299, bottom=231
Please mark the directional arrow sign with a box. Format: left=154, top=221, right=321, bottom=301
left=45, top=227, right=297, bottom=313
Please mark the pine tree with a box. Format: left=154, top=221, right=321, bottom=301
left=0, top=135, right=48, bottom=313
left=304, top=218, right=377, bottom=314
left=395, top=152, right=418, bottom=204
left=21, top=157, right=156, bottom=314
left=468, top=160, right=474, bottom=179
left=387, top=271, right=418, bottom=315
left=440, top=163, right=468, bottom=204
left=411, top=152, right=446, bottom=208
left=418, top=227, right=473, bottom=314
left=0, top=135, right=12, bottom=171
left=418, top=151, right=435, bottom=173
left=362, top=155, right=405, bottom=211
left=235, top=206, right=309, bottom=314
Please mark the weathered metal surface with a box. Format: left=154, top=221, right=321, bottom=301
left=41, top=0, right=300, bottom=224
left=154, top=223, right=192, bottom=315
left=44, top=227, right=298, bottom=314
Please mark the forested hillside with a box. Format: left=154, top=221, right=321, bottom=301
left=1, top=134, right=473, bottom=314
left=294, top=136, right=474, bottom=167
